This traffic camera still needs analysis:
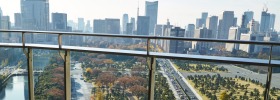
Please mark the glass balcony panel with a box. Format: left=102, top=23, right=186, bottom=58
left=33, top=49, right=65, bottom=100
left=70, top=52, right=149, bottom=99
left=0, top=48, right=29, bottom=100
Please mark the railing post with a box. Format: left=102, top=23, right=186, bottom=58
left=58, top=34, right=62, bottom=49
left=147, top=39, right=150, bottom=55
left=264, top=45, right=273, bottom=100
left=148, top=57, right=156, bottom=100
left=64, top=50, right=71, bottom=100
left=27, top=48, right=34, bottom=100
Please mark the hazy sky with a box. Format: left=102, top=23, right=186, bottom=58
left=0, top=0, right=279, bottom=31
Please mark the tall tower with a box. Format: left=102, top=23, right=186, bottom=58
left=51, top=13, right=67, bottom=31
left=217, top=11, right=235, bottom=39
left=122, top=14, right=129, bottom=34
left=145, top=1, right=158, bottom=35
left=21, top=0, right=49, bottom=43
left=241, top=11, right=254, bottom=28
left=78, top=18, right=85, bottom=32
left=206, top=16, right=218, bottom=38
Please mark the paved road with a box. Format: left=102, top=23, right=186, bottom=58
left=71, top=63, right=92, bottom=100
left=158, top=59, right=199, bottom=100
left=180, top=64, right=280, bottom=88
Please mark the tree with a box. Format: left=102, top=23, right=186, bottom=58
left=92, top=68, right=102, bottom=78
left=96, top=72, right=117, bottom=86
left=220, top=91, right=229, bottom=100
left=129, top=85, right=147, bottom=99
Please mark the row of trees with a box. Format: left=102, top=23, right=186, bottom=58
left=34, top=55, right=65, bottom=100
left=187, top=74, right=280, bottom=100
left=173, top=60, right=228, bottom=72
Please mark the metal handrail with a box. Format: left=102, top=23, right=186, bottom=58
left=1, top=29, right=280, bottom=46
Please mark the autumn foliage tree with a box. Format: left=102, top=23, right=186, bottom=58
left=129, top=85, right=147, bottom=99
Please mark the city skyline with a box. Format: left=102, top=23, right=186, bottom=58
left=0, top=0, right=279, bottom=31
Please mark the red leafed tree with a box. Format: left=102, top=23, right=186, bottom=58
left=47, top=88, right=65, bottom=100
left=96, top=72, right=116, bottom=86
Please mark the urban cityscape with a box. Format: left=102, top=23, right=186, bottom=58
left=0, top=0, right=280, bottom=100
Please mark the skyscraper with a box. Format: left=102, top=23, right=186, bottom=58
left=196, top=12, right=208, bottom=29
left=169, top=27, right=185, bottom=53
left=85, top=20, right=92, bottom=33
left=21, top=0, right=49, bottom=43
left=1, top=16, right=11, bottom=42
left=260, top=10, right=275, bottom=33
left=241, top=11, right=254, bottom=28
left=105, top=18, right=120, bottom=34
left=185, top=24, right=195, bottom=38
left=226, top=27, right=241, bottom=52
left=269, top=14, right=276, bottom=31
left=78, top=18, right=85, bottom=32
left=130, top=17, right=136, bottom=31
left=14, top=13, right=22, bottom=28
left=206, top=16, right=218, bottom=38
left=51, top=13, right=67, bottom=31
left=122, top=14, right=129, bottom=34
left=145, top=1, right=158, bottom=35
left=137, top=16, right=150, bottom=36
left=21, top=0, right=49, bottom=30
left=217, top=11, right=235, bottom=39
left=93, top=19, right=106, bottom=33
left=192, top=27, right=212, bottom=51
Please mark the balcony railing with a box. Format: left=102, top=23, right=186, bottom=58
left=0, top=29, right=280, bottom=100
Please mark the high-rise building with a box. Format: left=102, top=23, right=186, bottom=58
left=21, top=0, right=49, bottom=31
left=93, top=19, right=106, bottom=33
left=51, top=13, right=67, bottom=31
left=1, top=16, right=11, bottom=42
left=217, top=11, right=235, bottom=39
left=260, top=11, right=275, bottom=33
left=226, top=27, right=241, bottom=52
left=269, top=14, right=276, bottom=31
left=78, top=18, right=85, bottom=32
left=196, top=12, right=208, bottom=29
left=137, top=16, right=150, bottom=36
left=241, top=11, right=254, bottom=28
left=122, top=14, right=129, bottom=34
left=206, top=16, right=218, bottom=38
left=105, top=18, right=120, bottom=34
left=192, top=27, right=212, bottom=51
left=247, top=19, right=260, bottom=33
left=145, top=1, right=158, bottom=35
left=169, top=27, right=185, bottom=53
left=14, top=13, right=22, bottom=28
left=239, top=32, right=264, bottom=53
left=130, top=17, right=136, bottom=31
left=126, top=23, right=133, bottom=35
left=185, top=24, right=195, bottom=38
left=93, top=18, right=120, bottom=34
left=85, top=20, right=92, bottom=33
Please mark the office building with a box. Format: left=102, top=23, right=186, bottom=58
left=145, top=1, right=158, bottom=35
left=226, top=27, right=241, bottom=52
left=51, top=13, right=67, bottom=31
left=137, top=16, right=150, bottom=36
left=130, top=17, right=136, bottom=31
left=93, top=19, right=106, bottom=33
left=241, top=11, right=254, bottom=28
left=14, top=13, right=22, bottom=28
left=206, top=16, right=218, bottom=38
left=105, top=18, right=120, bottom=34
left=217, top=11, right=235, bottom=40
left=169, top=27, right=185, bottom=53
left=1, top=16, right=11, bottom=42
left=78, top=18, right=85, bottom=32
left=122, top=14, right=129, bottom=34
left=239, top=32, right=264, bottom=53
left=21, top=0, right=50, bottom=43
left=185, top=24, right=195, bottom=38
left=192, top=27, right=213, bottom=51
left=196, top=12, right=208, bottom=29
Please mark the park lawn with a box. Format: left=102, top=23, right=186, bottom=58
left=172, top=63, right=185, bottom=72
